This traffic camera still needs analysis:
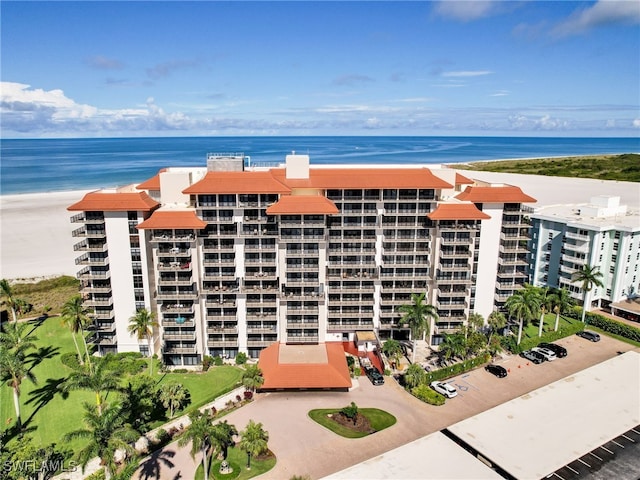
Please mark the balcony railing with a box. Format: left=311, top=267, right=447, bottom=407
left=286, top=336, right=319, bottom=344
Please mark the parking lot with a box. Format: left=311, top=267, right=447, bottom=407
left=138, top=333, right=639, bottom=480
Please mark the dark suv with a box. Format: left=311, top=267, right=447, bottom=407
left=365, top=367, right=385, bottom=385
left=576, top=330, right=601, bottom=342
left=539, top=342, right=568, bottom=358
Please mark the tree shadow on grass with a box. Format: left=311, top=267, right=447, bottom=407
left=137, top=448, right=177, bottom=480
left=25, top=345, right=60, bottom=371
left=1, top=420, right=37, bottom=446
left=23, top=376, right=67, bottom=427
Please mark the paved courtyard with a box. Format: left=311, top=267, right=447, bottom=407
left=135, top=333, right=638, bottom=480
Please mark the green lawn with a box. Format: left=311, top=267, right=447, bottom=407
left=1, top=317, right=243, bottom=453
left=194, top=446, right=276, bottom=480
left=308, top=408, right=397, bottom=438
left=518, top=313, right=579, bottom=340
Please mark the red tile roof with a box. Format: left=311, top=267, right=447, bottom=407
left=259, top=343, right=352, bottom=390
left=67, top=192, right=159, bottom=212
left=456, top=185, right=536, bottom=203
left=136, top=210, right=207, bottom=230
left=136, top=169, right=166, bottom=190
left=265, top=195, right=339, bottom=215
left=270, top=167, right=453, bottom=189
left=427, top=203, right=491, bottom=220
left=455, top=173, right=474, bottom=185
left=183, top=171, right=291, bottom=194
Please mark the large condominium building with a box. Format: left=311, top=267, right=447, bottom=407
left=68, top=153, right=536, bottom=367
left=529, top=195, right=640, bottom=313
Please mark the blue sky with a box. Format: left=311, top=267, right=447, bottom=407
left=1, top=1, right=639, bottom=137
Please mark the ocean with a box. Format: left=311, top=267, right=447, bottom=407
left=1, top=136, right=638, bottom=195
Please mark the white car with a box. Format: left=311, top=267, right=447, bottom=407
left=430, top=381, right=457, bottom=398
left=532, top=346, right=557, bottom=361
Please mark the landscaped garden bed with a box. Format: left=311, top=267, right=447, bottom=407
left=308, top=402, right=396, bottom=438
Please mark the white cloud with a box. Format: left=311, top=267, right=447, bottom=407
left=442, top=70, right=492, bottom=77
left=552, top=0, right=640, bottom=37
left=432, top=1, right=499, bottom=22
left=633, top=118, right=640, bottom=128
left=490, top=90, right=510, bottom=97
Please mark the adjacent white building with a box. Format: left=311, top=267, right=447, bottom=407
left=529, top=195, right=640, bottom=311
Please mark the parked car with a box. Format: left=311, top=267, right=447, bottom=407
left=532, top=346, right=557, bottom=361
left=576, top=330, right=601, bottom=342
left=365, top=367, right=385, bottom=386
left=484, top=364, right=508, bottom=378
left=520, top=349, right=545, bottom=364
left=539, top=342, right=568, bottom=358
left=430, top=381, right=457, bottom=398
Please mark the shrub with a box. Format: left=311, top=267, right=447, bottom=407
left=244, top=390, right=253, bottom=400
left=202, top=355, right=214, bottom=372
left=213, top=355, right=224, bottom=366
left=346, top=356, right=355, bottom=367
left=235, top=352, right=248, bottom=365
left=585, top=313, right=640, bottom=342
left=424, top=353, right=491, bottom=383
left=155, top=428, right=171, bottom=445
left=411, top=384, right=445, bottom=406
left=60, top=351, right=82, bottom=370
left=517, top=321, right=585, bottom=352
left=172, top=368, right=188, bottom=373
left=341, top=402, right=358, bottom=421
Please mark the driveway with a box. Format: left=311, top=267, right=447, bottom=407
left=136, top=333, right=638, bottom=480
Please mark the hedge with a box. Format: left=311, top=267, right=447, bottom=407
left=584, top=312, right=640, bottom=342
left=423, top=353, right=491, bottom=383
left=411, top=384, right=445, bottom=406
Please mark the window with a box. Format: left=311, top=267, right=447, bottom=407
left=610, top=266, right=615, bottom=274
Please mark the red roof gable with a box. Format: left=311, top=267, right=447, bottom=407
left=456, top=185, right=536, bottom=204
left=136, top=169, right=166, bottom=190
left=259, top=343, right=352, bottom=390
left=137, top=210, right=207, bottom=230
left=266, top=195, right=339, bottom=215
left=427, top=203, right=491, bottom=220
left=67, top=192, right=159, bottom=212
left=455, top=173, right=474, bottom=185
left=183, top=171, right=291, bottom=194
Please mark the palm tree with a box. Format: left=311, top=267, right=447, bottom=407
left=403, top=363, right=425, bottom=389
left=549, top=288, right=573, bottom=332
left=61, top=360, right=120, bottom=415
left=438, top=333, right=466, bottom=362
left=159, top=382, right=189, bottom=418
left=0, top=279, right=23, bottom=324
left=467, top=312, right=484, bottom=335
left=63, top=402, right=139, bottom=480
left=505, top=286, right=541, bottom=345
left=127, top=308, right=158, bottom=375
left=242, top=364, right=264, bottom=392
left=572, top=264, right=604, bottom=323
left=239, top=420, right=269, bottom=470
left=382, top=339, right=403, bottom=370
left=397, top=293, right=438, bottom=364
left=212, top=420, right=238, bottom=460
left=487, top=311, right=506, bottom=346
left=537, top=287, right=550, bottom=337
left=0, top=347, right=37, bottom=427
left=178, top=410, right=217, bottom=480
left=61, top=295, right=93, bottom=371
left=0, top=322, right=38, bottom=357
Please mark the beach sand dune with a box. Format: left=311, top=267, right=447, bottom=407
left=0, top=190, right=91, bottom=280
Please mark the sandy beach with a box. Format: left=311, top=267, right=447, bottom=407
left=0, top=189, right=91, bottom=280
left=0, top=168, right=638, bottom=282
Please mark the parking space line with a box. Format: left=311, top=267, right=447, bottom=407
left=589, top=452, right=603, bottom=461
left=611, top=439, right=625, bottom=448
left=577, top=458, right=591, bottom=468
left=551, top=472, right=565, bottom=480
left=621, top=434, right=635, bottom=442
left=566, top=465, right=580, bottom=474
left=631, top=428, right=639, bottom=435
left=599, top=446, right=614, bottom=454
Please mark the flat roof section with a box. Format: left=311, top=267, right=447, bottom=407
left=322, top=431, right=503, bottom=480
left=447, top=351, right=640, bottom=480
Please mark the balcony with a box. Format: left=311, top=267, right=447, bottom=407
left=565, top=231, right=590, bottom=242
left=164, top=345, right=198, bottom=354
left=81, top=285, right=112, bottom=294
left=247, top=325, right=278, bottom=334
left=84, top=297, right=114, bottom=307
left=163, top=331, right=197, bottom=341
left=247, top=339, right=277, bottom=348
left=207, top=340, right=239, bottom=348
left=161, top=303, right=194, bottom=314
left=435, top=275, right=472, bottom=284
left=150, top=233, right=196, bottom=243
left=287, top=321, right=319, bottom=329
left=74, top=241, right=108, bottom=253
left=75, top=254, right=109, bottom=267
left=72, top=227, right=106, bottom=238
left=203, top=242, right=235, bottom=253
left=327, top=322, right=374, bottom=331
left=77, top=267, right=110, bottom=280
left=162, top=318, right=195, bottom=328
left=70, top=213, right=105, bottom=224
left=156, top=290, right=198, bottom=301
left=89, top=309, right=115, bottom=320
left=286, top=336, right=319, bottom=344
left=158, top=276, right=193, bottom=286
left=207, top=326, right=238, bottom=334
left=440, top=236, right=473, bottom=245
left=158, top=247, right=192, bottom=258
left=158, top=262, right=192, bottom=272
